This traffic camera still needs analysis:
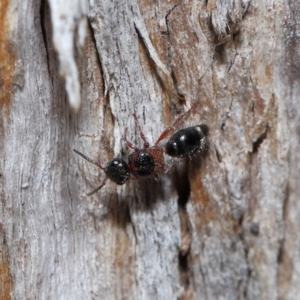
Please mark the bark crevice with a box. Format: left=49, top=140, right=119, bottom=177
left=173, top=163, right=194, bottom=298
left=40, top=0, right=52, bottom=86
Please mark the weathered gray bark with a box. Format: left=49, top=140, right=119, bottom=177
left=0, top=0, right=299, bottom=299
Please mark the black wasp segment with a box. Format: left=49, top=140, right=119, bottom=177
left=165, top=124, right=209, bottom=158
left=105, top=158, right=130, bottom=185
left=124, top=113, right=170, bottom=178
left=128, top=149, right=155, bottom=177
left=73, top=149, right=130, bottom=195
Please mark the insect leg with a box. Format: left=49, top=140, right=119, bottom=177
left=133, top=114, right=149, bottom=148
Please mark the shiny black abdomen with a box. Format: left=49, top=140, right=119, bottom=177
left=165, top=124, right=208, bottom=158
left=105, top=158, right=130, bottom=185
left=129, top=149, right=155, bottom=176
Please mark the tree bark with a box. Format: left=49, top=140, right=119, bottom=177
left=0, top=0, right=299, bottom=299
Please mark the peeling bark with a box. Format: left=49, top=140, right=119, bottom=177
left=48, top=0, right=87, bottom=111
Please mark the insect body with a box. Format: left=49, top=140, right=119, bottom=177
left=128, top=149, right=156, bottom=177
left=74, top=104, right=208, bottom=195
left=124, top=108, right=198, bottom=177
left=73, top=149, right=130, bottom=195
left=165, top=124, right=209, bottom=158
left=124, top=114, right=166, bottom=177
left=103, top=158, right=130, bottom=184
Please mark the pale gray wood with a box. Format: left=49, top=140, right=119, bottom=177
left=48, top=0, right=87, bottom=111
left=1, top=0, right=300, bottom=300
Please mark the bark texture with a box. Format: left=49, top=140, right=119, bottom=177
left=0, top=0, right=299, bottom=299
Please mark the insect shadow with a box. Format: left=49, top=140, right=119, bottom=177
left=88, top=176, right=166, bottom=230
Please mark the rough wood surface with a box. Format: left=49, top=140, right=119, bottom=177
left=0, top=0, right=299, bottom=299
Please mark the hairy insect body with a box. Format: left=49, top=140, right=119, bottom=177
left=105, top=158, right=130, bottom=184
left=148, top=147, right=165, bottom=171
left=165, top=124, right=209, bottom=158
left=128, top=149, right=155, bottom=177
left=73, top=149, right=130, bottom=195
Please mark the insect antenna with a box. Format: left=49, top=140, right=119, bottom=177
left=86, top=178, right=108, bottom=196
left=73, top=149, right=105, bottom=170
